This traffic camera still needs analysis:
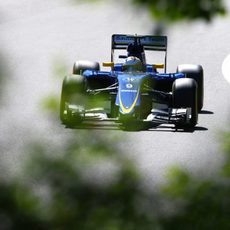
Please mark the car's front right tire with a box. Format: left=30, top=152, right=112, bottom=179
left=60, top=74, right=85, bottom=126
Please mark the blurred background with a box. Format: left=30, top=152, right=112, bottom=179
left=0, top=0, right=230, bottom=229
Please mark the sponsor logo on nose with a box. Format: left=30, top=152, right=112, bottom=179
left=126, top=83, right=133, bottom=89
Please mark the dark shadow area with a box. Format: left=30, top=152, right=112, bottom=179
left=194, top=126, right=209, bottom=131
left=199, top=110, right=214, bottom=115
left=65, top=121, right=151, bottom=132
left=175, top=126, right=208, bottom=133
left=65, top=122, right=208, bottom=133
left=64, top=122, right=121, bottom=131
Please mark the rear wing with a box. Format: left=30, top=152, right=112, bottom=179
left=111, top=34, right=168, bottom=71
left=112, top=34, right=167, bottom=51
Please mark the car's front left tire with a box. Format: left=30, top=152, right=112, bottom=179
left=172, top=78, right=198, bottom=128
left=177, top=64, right=204, bottom=112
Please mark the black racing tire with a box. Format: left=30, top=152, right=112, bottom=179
left=60, top=74, right=85, bottom=126
left=172, top=78, right=198, bottom=128
left=177, top=64, right=204, bottom=112
left=73, top=60, right=100, bottom=75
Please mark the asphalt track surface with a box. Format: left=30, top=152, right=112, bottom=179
left=1, top=0, right=230, bottom=185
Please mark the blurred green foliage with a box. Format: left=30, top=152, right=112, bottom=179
left=132, top=0, right=226, bottom=22
left=41, top=58, right=69, bottom=114
left=1, top=0, right=229, bottom=225
left=0, top=182, right=46, bottom=230
left=159, top=131, right=230, bottom=229
left=1, top=131, right=230, bottom=229
left=0, top=134, right=160, bottom=229
left=221, top=131, right=230, bottom=176
left=41, top=95, right=60, bottom=113
left=83, top=0, right=226, bottom=23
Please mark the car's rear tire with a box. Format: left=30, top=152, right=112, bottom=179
left=60, top=74, right=86, bottom=126
left=177, top=64, right=203, bottom=112
left=172, top=78, right=198, bottom=128
left=73, top=60, right=100, bottom=74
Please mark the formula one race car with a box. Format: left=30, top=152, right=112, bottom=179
left=60, top=34, right=204, bottom=130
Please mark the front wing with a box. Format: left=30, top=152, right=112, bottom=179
left=65, top=104, right=192, bottom=127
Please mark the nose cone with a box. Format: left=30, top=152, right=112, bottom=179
left=118, top=87, right=140, bottom=114
left=116, top=74, right=144, bottom=115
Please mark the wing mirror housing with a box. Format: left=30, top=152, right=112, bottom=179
left=103, top=62, right=114, bottom=68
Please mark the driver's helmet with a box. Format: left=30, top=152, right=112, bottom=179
left=123, top=56, right=143, bottom=72
left=127, top=42, right=144, bottom=61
